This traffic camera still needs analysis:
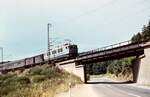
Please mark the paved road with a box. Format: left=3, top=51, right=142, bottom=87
left=90, top=83, right=150, bottom=97
left=56, top=77, right=150, bottom=97
left=88, top=77, right=150, bottom=97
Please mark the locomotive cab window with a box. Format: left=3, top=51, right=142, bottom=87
left=69, top=46, right=73, bottom=49
left=69, top=45, right=75, bottom=49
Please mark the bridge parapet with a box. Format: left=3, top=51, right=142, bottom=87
left=142, top=41, right=150, bottom=48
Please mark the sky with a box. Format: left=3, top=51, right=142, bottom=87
left=0, top=0, right=150, bottom=61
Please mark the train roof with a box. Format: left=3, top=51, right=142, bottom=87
left=3, top=59, right=24, bottom=65
left=50, top=42, right=76, bottom=49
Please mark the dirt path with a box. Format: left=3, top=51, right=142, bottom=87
left=55, top=84, right=99, bottom=97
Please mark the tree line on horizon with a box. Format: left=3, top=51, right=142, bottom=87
left=131, top=21, right=150, bottom=43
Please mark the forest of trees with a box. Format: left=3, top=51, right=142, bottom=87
left=131, top=21, right=150, bottom=43
left=87, top=57, right=134, bottom=76
left=87, top=20, right=150, bottom=80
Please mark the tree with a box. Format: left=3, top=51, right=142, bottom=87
left=142, top=22, right=150, bottom=42
left=131, top=32, right=142, bottom=43
left=131, top=20, right=150, bottom=43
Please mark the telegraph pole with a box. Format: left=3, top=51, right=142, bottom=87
left=47, top=23, right=52, bottom=64
left=0, top=47, right=3, bottom=64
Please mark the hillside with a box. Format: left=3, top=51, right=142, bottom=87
left=0, top=64, right=82, bottom=97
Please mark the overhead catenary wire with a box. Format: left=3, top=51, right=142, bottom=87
left=54, top=0, right=150, bottom=33
left=58, top=0, right=119, bottom=25
left=102, top=6, right=150, bottom=27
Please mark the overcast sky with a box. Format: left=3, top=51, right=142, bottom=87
left=0, top=0, right=150, bottom=61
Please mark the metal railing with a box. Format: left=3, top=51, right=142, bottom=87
left=79, top=40, right=132, bottom=56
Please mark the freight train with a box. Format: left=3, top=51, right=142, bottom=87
left=0, top=43, right=78, bottom=72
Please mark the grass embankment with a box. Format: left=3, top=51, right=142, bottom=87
left=0, top=65, right=82, bottom=97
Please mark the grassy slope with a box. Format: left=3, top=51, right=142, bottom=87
left=0, top=65, right=82, bottom=97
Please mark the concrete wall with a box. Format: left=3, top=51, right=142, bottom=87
left=56, top=62, right=85, bottom=82
left=137, top=46, right=150, bottom=84
left=75, top=65, right=85, bottom=81
left=132, top=57, right=140, bottom=83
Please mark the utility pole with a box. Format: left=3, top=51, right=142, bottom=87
left=0, top=47, right=3, bottom=64
left=47, top=23, right=52, bottom=64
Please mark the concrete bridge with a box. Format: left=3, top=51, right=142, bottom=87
left=56, top=41, right=150, bottom=84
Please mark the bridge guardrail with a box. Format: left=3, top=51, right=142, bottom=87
left=79, top=40, right=132, bottom=57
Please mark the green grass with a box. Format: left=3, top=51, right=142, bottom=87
left=0, top=64, right=82, bottom=97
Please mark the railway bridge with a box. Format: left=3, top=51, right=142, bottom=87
left=57, top=41, right=150, bottom=84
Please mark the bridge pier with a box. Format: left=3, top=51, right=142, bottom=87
left=83, top=64, right=87, bottom=83
left=132, top=56, right=141, bottom=83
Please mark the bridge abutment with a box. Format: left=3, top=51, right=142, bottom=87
left=56, top=61, right=85, bottom=82
left=137, top=46, right=150, bottom=84
left=133, top=44, right=150, bottom=84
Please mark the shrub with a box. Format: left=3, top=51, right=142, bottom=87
left=40, top=67, right=61, bottom=79
left=107, top=57, right=134, bottom=77
left=0, top=74, right=30, bottom=96
left=28, top=66, right=42, bottom=76
left=31, top=75, right=47, bottom=83
left=0, top=73, right=16, bottom=82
